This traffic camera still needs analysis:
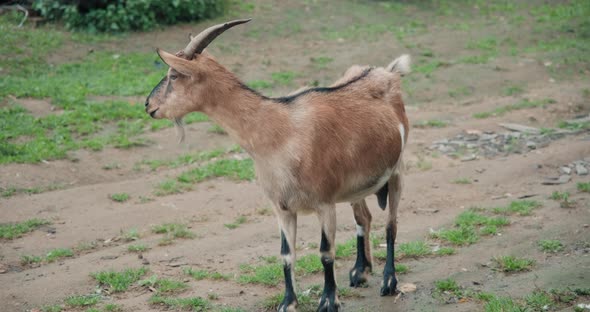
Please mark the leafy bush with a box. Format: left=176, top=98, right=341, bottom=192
left=34, top=0, right=227, bottom=33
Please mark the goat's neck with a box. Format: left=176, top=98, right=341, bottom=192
left=201, top=82, right=290, bottom=157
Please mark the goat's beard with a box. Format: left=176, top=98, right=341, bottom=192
left=174, top=117, right=185, bottom=143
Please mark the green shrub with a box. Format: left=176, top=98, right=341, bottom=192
left=34, top=0, right=227, bottom=33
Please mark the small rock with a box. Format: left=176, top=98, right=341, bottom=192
left=542, top=175, right=571, bottom=185
left=561, top=167, right=572, bottom=175
left=526, top=141, right=537, bottom=149
left=461, top=154, right=477, bottom=162
left=100, top=255, right=118, bottom=260
left=142, top=258, right=150, bottom=265
left=576, top=164, right=588, bottom=175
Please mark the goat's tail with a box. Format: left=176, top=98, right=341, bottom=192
left=386, top=54, right=411, bottom=76
left=376, top=182, right=388, bottom=210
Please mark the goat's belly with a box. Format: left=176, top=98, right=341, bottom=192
left=334, top=168, right=392, bottom=203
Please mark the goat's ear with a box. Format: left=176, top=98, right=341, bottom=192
left=157, top=49, right=194, bottom=77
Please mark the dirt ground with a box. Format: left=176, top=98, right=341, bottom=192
left=1, top=1, right=589, bottom=311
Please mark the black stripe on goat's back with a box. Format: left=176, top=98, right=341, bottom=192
left=238, top=68, right=374, bottom=105
left=273, top=68, right=373, bottom=104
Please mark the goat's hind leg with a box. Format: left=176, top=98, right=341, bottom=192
left=276, top=209, right=298, bottom=312
left=349, top=199, right=373, bottom=287
left=381, top=171, right=402, bottom=296
left=317, top=204, right=340, bottom=312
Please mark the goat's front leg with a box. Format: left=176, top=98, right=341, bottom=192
left=349, top=199, right=372, bottom=287
left=381, top=172, right=402, bottom=296
left=277, top=209, right=298, bottom=312
left=317, top=204, right=340, bottom=312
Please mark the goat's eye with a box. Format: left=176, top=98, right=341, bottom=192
left=170, top=74, right=178, bottom=81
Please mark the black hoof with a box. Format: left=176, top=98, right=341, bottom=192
left=317, top=296, right=341, bottom=312
left=278, top=299, right=297, bottom=312
left=380, top=274, right=398, bottom=296
left=349, top=266, right=371, bottom=287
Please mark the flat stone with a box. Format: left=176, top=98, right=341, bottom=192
left=576, top=164, right=588, bottom=175
left=561, top=167, right=572, bottom=175
left=461, top=154, right=477, bottom=162
left=499, top=123, right=541, bottom=134
left=526, top=141, right=537, bottom=149
left=542, top=175, right=571, bottom=185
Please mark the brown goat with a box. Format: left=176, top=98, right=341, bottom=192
left=145, top=19, right=410, bottom=312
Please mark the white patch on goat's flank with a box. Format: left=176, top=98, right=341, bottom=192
left=356, top=224, right=364, bottom=237
left=398, top=123, right=405, bottom=151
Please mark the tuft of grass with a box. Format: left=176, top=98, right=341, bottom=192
left=414, top=119, right=448, bottom=128
left=41, top=305, right=63, bottom=312
left=577, top=182, right=590, bottom=193
left=435, top=247, right=456, bottom=256
left=492, top=200, right=541, bottom=216
left=224, top=216, right=247, bottom=230
left=503, top=85, right=525, bottom=96
left=104, top=303, right=123, bottom=312
left=0, top=218, right=50, bottom=239
left=448, top=86, right=473, bottom=98
left=238, top=261, right=283, bottom=286
left=64, top=294, right=100, bottom=307
left=184, top=267, right=231, bottom=281
left=452, top=178, right=472, bottom=184
left=484, top=296, right=524, bottom=312
left=247, top=80, right=273, bottom=90
left=398, top=241, right=431, bottom=258
left=335, top=236, right=357, bottom=259
left=21, top=255, right=43, bottom=265
left=177, top=159, right=255, bottom=184
left=122, top=228, right=140, bottom=241
left=45, top=248, right=74, bottom=263
left=92, top=267, right=148, bottom=292
left=395, top=263, right=409, bottom=274
left=110, top=193, right=130, bottom=203
left=295, top=254, right=323, bottom=275
left=525, top=290, right=553, bottom=311
left=271, top=71, right=297, bottom=85
left=310, top=56, right=334, bottom=69
left=558, top=120, right=590, bottom=132
left=432, top=225, right=479, bottom=246
left=493, top=256, right=535, bottom=273
left=128, top=244, right=148, bottom=253
left=139, top=275, right=188, bottom=293
left=550, top=191, right=574, bottom=208
left=435, top=278, right=460, bottom=292
left=154, top=179, right=191, bottom=196
left=152, top=223, right=195, bottom=245
left=207, top=124, right=227, bottom=135
left=149, top=295, right=210, bottom=311
left=538, top=240, right=564, bottom=253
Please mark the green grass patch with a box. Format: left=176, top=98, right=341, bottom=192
left=45, top=248, right=74, bottom=262
left=432, top=225, right=479, bottom=246
left=492, top=200, right=541, bottom=216
left=92, top=267, right=148, bottom=292
left=503, top=85, right=525, bottom=96
left=127, top=244, right=148, bottom=253
left=577, top=182, right=590, bottom=193
left=149, top=295, right=210, bottom=311
left=452, top=178, right=472, bottom=184
left=435, top=278, right=460, bottom=292
left=414, top=119, right=448, bottom=128
left=154, top=179, right=192, bottom=196
left=435, top=247, right=456, bottom=256
left=336, top=236, right=356, bottom=259
left=104, top=303, right=123, bottom=312
left=0, top=218, right=50, bottom=239
left=271, top=71, right=297, bottom=86
left=310, top=56, right=334, bottom=69
left=295, top=254, right=323, bottom=275
left=207, top=124, right=227, bottom=135
left=247, top=80, right=274, bottom=90
left=184, top=267, right=231, bottom=281
left=152, top=223, right=195, bottom=244
left=473, top=99, right=555, bottom=119
left=65, top=294, right=100, bottom=307
left=238, top=260, right=283, bottom=286
left=122, top=228, right=140, bottom=241
left=110, top=193, right=130, bottom=203
left=0, top=184, right=64, bottom=198
left=41, top=305, right=63, bottom=312
left=398, top=241, right=431, bottom=258
left=177, top=159, right=255, bottom=184
left=139, top=275, right=188, bottom=293
left=449, top=86, right=473, bottom=98
left=484, top=296, right=523, bottom=312
left=224, top=216, right=247, bottom=230
left=550, top=191, right=575, bottom=208
left=493, top=255, right=535, bottom=272
left=525, top=290, right=553, bottom=311
left=538, top=240, right=564, bottom=253
left=558, top=120, right=590, bottom=131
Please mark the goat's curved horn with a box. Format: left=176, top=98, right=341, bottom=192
left=183, top=18, right=251, bottom=59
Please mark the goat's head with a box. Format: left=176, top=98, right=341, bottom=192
left=145, top=19, right=251, bottom=123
